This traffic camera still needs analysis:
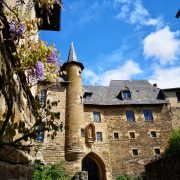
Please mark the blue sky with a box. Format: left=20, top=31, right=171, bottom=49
left=40, top=0, right=180, bottom=88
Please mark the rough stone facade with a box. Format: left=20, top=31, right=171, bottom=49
left=163, top=88, right=180, bottom=129
left=37, top=44, right=174, bottom=180
left=145, top=151, right=180, bottom=180
left=0, top=1, right=37, bottom=179
left=0, top=146, right=34, bottom=180
left=38, top=85, right=173, bottom=179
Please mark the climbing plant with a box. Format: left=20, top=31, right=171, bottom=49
left=0, top=0, right=62, bottom=161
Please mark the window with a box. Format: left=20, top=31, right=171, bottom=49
left=83, top=92, right=93, bottom=99
left=122, top=90, right=131, bottom=99
left=36, top=125, right=44, bottom=142
left=80, top=96, right=83, bottom=104
left=154, top=148, right=160, bottom=155
left=126, top=111, right=135, bottom=122
left=132, top=149, right=139, bottom=156
left=150, top=131, right=157, bottom=138
left=81, top=128, right=85, bottom=137
left=129, top=132, right=135, bottom=139
left=93, top=112, right=101, bottom=123
left=143, top=110, right=153, bottom=121
left=176, top=92, right=180, bottom=102
left=114, top=133, right=119, bottom=140
left=96, top=132, right=103, bottom=141
left=40, top=89, right=47, bottom=106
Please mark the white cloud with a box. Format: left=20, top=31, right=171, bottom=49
left=143, top=26, right=180, bottom=64
left=83, top=60, right=142, bottom=85
left=114, top=0, right=163, bottom=28
left=149, top=66, right=180, bottom=88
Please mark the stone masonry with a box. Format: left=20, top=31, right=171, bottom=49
left=37, top=43, right=174, bottom=180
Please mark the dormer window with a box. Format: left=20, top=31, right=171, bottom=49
left=83, top=92, right=93, bottom=99
left=122, top=90, right=131, bottom=99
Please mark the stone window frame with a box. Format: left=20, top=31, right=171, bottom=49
left=153, top=147, right=161, bottom=155
left=81, top=128, right=85, bottom=137
left=36, top=123, right=45, bottom=142
left=40, top=89, right=47, bottom=106
left=131, top=148, right=139, bottom=156
left=143, top=109, right=154, bottom=122
left=96, top=132, right=103, bottom=142
left=129, top=131, right=136, bottom=139
left=150, top=130, right=157, bottom=138
left=126, top=110, right=135, bottom=122
left=93, top=111, right=101, bottom=123
left=113, top=132, right=119, bottom=140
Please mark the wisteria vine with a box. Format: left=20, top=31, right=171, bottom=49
left=6, top=3, right=60, bottom=84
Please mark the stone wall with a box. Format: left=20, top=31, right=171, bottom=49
left=0, top=146, right=34, bottom=180
left=145, top=151, right=180, bottom=180
left=0, top=162, right=34, bottom=180
left=171, top=107, right=180, bottom=129
left=107, top=104, right=172, bottom=178
left=37, top=84, right=66, bottom=163
left=84, top=104, right=172, bottom=179
left=163, top=90, right=180, bottom=129
left=39, top=92, right=172, bottom=180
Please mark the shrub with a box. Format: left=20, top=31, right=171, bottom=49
left=33, top=161, right=70, bottom=180
left=165, top=128, right=180, bottom=155
left=116, top=174, right=144, bottom=180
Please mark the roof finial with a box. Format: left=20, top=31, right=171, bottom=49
left=67, top=42, right=78, bottom=62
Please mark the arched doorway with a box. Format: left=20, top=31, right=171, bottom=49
left=82, top=153, right=106, bottom=180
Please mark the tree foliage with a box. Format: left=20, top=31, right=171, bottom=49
left=116, top=175, right=144, bottom=180
left=33, top=162, right=70, bottom=180
left=165, top=128, right=180, bottom=155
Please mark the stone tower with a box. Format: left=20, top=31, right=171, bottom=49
left=62, top=42, right=85, bottom=161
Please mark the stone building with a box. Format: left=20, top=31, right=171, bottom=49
left=38, top=43, right=173, bottom=180
left=163, top=87, right=180, bottom=129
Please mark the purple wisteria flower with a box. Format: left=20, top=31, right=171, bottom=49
left=16, top=23, right=25, bottom=37
left=9, top=21, right=16, bottom=33
left=47, top=53, right=58, bottom=64
left=35, top=61, right=44, bottom=80
left=9, top=21, right=25, bottom=37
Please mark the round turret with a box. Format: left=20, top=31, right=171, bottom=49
left=62, top=42, right=85, bottom=161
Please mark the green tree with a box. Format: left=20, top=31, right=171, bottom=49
left=165, top=128, right=180, bottom=155
left=33, top=162, right=70, bottom=180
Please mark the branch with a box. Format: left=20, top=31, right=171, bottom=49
left=2, top=0, right=20, bottom=22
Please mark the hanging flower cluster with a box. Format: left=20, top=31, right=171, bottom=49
left=47, top=53, right=58, bottom=64
left=5, top=7, right=60, bottom=83
left=35, top=61, right=44, bottom=80
left=9, top=20, right=25, bottom=37
left=14, top=39, right=60, bottom=82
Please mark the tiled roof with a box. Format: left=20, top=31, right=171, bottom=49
left=83, top=80, right=165, bottom=105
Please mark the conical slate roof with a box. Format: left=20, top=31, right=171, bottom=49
left=67, top=42, right=78, bottom=62
left=61, top=42, right=84, bottom=71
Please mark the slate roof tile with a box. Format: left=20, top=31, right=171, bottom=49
left=83, top=80, right=165, bottom=105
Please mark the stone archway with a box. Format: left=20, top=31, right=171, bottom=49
left=82, top=152, right=106, bottom=180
